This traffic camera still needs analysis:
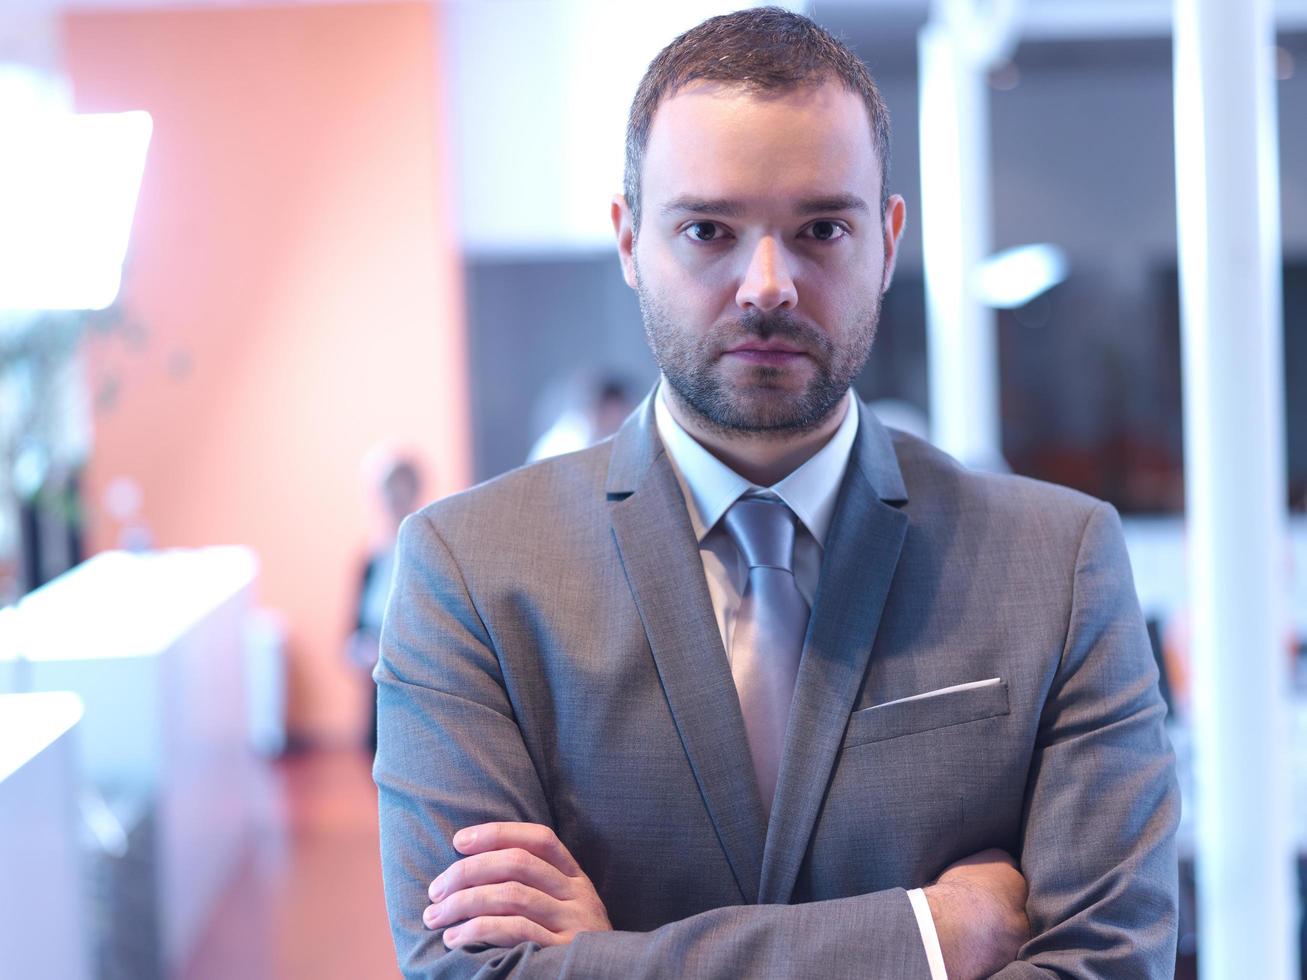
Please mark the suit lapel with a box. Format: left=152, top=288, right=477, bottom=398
left=606, top=398, right=767, bottom=904
left=758, top=403, right=909, bottom=905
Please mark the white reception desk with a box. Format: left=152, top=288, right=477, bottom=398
left=0, top=547, right=259, bottom=975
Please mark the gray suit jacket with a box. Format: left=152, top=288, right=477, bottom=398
left=375, top=395, right=1179, bottom=979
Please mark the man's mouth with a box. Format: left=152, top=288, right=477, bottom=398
left=724, top=341, right=807, bottom=365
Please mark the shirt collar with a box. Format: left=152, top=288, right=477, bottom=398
left=653, top=381, right=859, bottom=548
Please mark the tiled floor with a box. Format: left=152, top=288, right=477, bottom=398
left=182, top=749, right=397, bottom=980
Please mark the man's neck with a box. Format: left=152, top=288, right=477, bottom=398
left=662, top=386, right=849, bottom=487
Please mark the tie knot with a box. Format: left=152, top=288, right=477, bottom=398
left=723, top=497, right=798, bottom=573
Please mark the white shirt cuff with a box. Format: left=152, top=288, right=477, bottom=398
left=907, top=887, right=949, bottom=980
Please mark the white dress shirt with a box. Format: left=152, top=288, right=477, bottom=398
left=653, top=383, right=949, bottom=980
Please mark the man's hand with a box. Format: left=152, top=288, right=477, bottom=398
left=924, top=848, right=1031, bottom=980
left=424, top=822, right=612, bottom=949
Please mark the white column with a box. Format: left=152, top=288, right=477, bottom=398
left=1172, top=0, right=1298, bottom=976
left=917, top=0, right=1022, bottom=471
left=918, top=23, right=1001, bottom=470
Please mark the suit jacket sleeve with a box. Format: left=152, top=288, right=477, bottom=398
left=374, top=510, right=933, bottom=980
left=993, top=501, right=1180, bottom=978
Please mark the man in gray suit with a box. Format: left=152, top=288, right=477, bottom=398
left=375, top=9, right=1179, bottom=978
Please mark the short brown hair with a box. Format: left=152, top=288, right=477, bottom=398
left=623, top=7, right=892, bottom=230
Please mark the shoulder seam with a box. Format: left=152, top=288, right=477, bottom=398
left=1054, top=499, right=1109, bottom=681
left=417, top=509, right=500, bottom=668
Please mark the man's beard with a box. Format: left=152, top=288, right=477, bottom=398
left=636, top=282, right=881, bottom=438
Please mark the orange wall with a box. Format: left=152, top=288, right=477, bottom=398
left=63, top=2, right=470, bottom=743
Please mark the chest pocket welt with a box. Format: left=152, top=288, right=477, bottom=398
left=843, top=680, right=1011, bottom=747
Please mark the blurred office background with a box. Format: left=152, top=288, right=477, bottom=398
left=0, top=0, right=1304, bottom=977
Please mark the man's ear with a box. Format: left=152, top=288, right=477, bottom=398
left=612, top=194, right=638, bottom=290
left=880, top=194, right=907, bottom=293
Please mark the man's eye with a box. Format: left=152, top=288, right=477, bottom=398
left=685, top=221, right=725, bottom=242
left=805, top=221, right=847, bottom=241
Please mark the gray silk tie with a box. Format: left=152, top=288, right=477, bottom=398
left=723, top=496, right=810, bottom=814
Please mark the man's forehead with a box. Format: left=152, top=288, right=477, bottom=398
left=643, top=78, right=877, bottom=163
left=640, top=78, right=881, bottom=208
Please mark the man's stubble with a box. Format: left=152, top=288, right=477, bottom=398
left=634, top=259, right=882, bottom=441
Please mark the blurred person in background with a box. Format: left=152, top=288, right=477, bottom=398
left=348, top=450, right=424, bottom=753
left=528, top=373, right=640, bottom=463
left=374, top=8, right=1178, bottom=979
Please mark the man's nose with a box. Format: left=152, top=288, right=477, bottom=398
left=735, top=236, right=798, bottom=313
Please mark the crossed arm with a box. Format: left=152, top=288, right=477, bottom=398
left=422, top=820, right=1028, bottom=978
left=375, top=503, right=1178, bottom=978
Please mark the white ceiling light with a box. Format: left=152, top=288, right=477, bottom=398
left=973, top=242, right=1069, bottom=309
left=0, top=68, right=152, bottom=312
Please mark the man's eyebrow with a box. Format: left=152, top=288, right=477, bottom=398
left=657, top=194, right=871, bottom=218
left=659, top=197, right=743, bottom=217
left=795, top=194, right=870, bottom=216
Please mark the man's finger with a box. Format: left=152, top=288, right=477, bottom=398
left=429, top=847, right=571, bottom=903
left=425, top=880, right=563, bottom=933
left=451, top=822, right=582, bottom=876
left=443, top=914, right=559, bottom=950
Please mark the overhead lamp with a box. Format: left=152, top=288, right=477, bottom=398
left=973, top=243, right=1069, bottom=309
left=0, top=73, right=152, bottom=313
